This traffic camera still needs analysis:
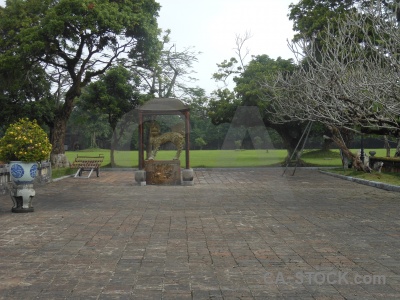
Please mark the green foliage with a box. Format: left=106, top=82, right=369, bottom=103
left=68, top=106, right=111, bottom=149
left=0, top=118, right=52, bottom=162
left=79, top=65, right=141, bottom=165
left=253, top=136, right=263, bottom=149
left=234, top=55, right=295, bottom=114
left=208, top=89, right=241, bottom=125
left=234, top=140, right=242, bottom=150
left=289, top=0, right=358, bottom=43
left=79, top=65, right=139, bottom=130
left=212, top=57, right=240, bottom=84
left=0, top=0, right=161, bottom=155
left=194, top=137, right=207, bottom=149
left=210, top=55, right=296, bottom=127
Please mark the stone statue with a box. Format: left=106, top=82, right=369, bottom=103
left=148, top=121, right=184, bottom=160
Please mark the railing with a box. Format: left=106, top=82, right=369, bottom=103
left=0, top=161, right=52, bottom=195
left=0, top=164, right=8, bottom=195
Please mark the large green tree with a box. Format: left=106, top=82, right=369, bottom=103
left=0, top=0, right=160, bottom=166
left=210, top=54, right=307, bottom=160
left=79, top=65, right=140, bottom=166
left=289, top=0, right=400, bottom=42
left=289, top=0, right=358, bottom=43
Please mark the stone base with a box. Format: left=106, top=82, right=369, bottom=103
left=182, top=180, right=194, bottom=186
left=182, top=168, right=194, bottom=186
left=134, top=170, right=147, bottom=185
left=9, top=183, right=35, bottom=213
left=145, top=160, right=181, bottom=185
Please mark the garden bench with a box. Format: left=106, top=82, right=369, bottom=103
left=71, top=154, right=104, bottom=178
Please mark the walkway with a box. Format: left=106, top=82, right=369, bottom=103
left=0, top=169, right=399, bottom=299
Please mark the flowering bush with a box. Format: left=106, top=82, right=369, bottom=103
left=0, top=118, right=52, bottom=162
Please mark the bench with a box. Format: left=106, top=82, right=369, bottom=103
left=71, top=154, right=104, bottom=178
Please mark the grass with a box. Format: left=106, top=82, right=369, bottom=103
left=51, top=167, right=76, bottom=179
left=301, top=149, right=342, bottom=166
left=58, top=148, right=400, bottom=186
left=65, top=149, right=289, bottom=168
left=64, top=148, right=391, bottom=168
left=325, top=168, right=400, bottom=186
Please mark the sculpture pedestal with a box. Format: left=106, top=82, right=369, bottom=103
left=9, top=183, right=35, bottom=213
left=134, top=170, right=147, bottom=186
left=182, top=168, right=194, bottom=186
left=144, top=160, right=181, bottom=185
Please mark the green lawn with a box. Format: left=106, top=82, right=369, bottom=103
left=65, top=149, right=288, bottom=168
left=60, top=148, right=400, bottom=186
left=325, top=168, right=400, bottom=186
left=64, top=148, right=389, bottom=168
left=59, top=149, right=400, bottom=185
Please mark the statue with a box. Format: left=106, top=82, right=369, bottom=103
left=148, top=121, right=184, bottom=160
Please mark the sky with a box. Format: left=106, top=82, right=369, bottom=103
left=0, top=0, right=298, bottom=95
left=157, top=0, right=298, bottom=94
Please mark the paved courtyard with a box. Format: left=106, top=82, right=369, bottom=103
left=0, top=168, right=399, bottom=299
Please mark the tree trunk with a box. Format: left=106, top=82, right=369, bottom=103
left=395, top=138, right=400, bottom=157
left=50, top=116, right=70, bottom=168
left=50, top=86, right=80, bottom=168
left=321, top=138, right=332, bottom=151
left=384, top=135, right=391, bottom=157
left=91, top=132, right=97, bottom=148
left=110, top=132, right=117, bottom=167
left=328, top=126, right=370, bottom=172
left=272, top=124, right=307, bottom=166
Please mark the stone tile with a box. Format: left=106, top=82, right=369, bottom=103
left=0, top=169, right=399, bottom=299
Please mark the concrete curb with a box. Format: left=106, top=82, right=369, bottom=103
left=319, top=170, right=400, bottom=193
left=52, top=175, right=74, bottom=182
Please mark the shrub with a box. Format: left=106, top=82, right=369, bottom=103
left=0, top=118, right=52, bottom=162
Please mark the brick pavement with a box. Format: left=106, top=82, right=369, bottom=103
left=0, top=168, right=399, bottom=299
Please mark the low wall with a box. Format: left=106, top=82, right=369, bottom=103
left=0, top=164, right=8, bottom=195
left=0, top=162, right=52, bottom=195
left=369, top=156, right=400, bottom=173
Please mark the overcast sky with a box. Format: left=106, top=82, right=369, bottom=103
left=0, top=0, right=298, bottom=94
left=157, top=0, right=298, bottom=94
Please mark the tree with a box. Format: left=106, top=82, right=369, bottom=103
left=265, top=7, right=400, bottom=171
left=131, top=30, right=200, bottom=98
left=194, top=137, right=207, bottom=150
left=79, top=65, right=140, bottom=166
left=68, top=105, right=111, bottom=150
left=289, top=0, right=358, bottom=42
left=289, top=0, right=400, bottom=44
left=210, top=52, right=309, bottom=161
left=0, top=0, right=160, bottom=167
left=0, top=54, right=55, bottom=129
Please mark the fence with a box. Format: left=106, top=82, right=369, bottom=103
left=0, top=162, right=52, bottom=195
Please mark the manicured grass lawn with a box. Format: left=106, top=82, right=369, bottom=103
left=60, top=148, right=400, bottom=186
left=60, top=149, right=400, bottom=185
left=65, top=149, right=288, bottom=168
left=325, top=168, right=400, bottom=186
left=64, top=148, right=389, bottom=168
